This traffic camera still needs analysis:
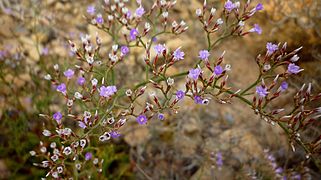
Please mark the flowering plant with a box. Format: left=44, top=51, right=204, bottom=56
left=30, top=0, right=321, bottom=178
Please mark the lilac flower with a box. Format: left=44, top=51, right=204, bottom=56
left=188, top=68, right=201, bottom=80
left=78, top=121, right=87, bottom=129
left=266, top=42, right=278, bottom=55
left=56, top=83, right=66, bottom=94
left=85, top=152, right=92, bottom=160
left=136, top=114, right=148, bottom=125
left=87, top=6, right=95, bottom=15
left=176, top=90, right=185, bottom=100
left=64, top=69, right=74, bottom=79
left=214, top=65, right=224, bottom=76
left=194, top=96, right=203, bottom=104
left=224, top=0, right=235, bottom=12
left=280, top=81, right=288, bottom=91
left=287, top=63, right=303, bottom=74
left=158, top=113, right=165, bottom=120
left=256, top=3, right=264, bottom=11
left=99, top=86, right=117, bottom=98
left=96, top=14, right=104, bottom=24
left=110, top=131, right=121, bottom=138
left=173, top=48, right=185, bottom=61
left=130, top=28, right=139, bottom=40
left=249, top=24, right=262, bottom=34
left=77, top=77, right=85, bottom=86
left=256, top=85, right=268, bottom=98
left=120, top=46, right=129, bottom=56
left=198, top=50, right=210, bottom=61
left=152, top=37, right=157, bottom=42
left=275, top=167, right=283, bottom=174
left=53, top=112, right=62, bottom=123
left=41, top=47, right=49, bottom=55
left=135, top=6, right=145, bottom=17
left=154, top=44, right=166, bottom=55
left=216, top=152, right=223, bottom=168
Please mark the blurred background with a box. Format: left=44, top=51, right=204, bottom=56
left=0, top=0, right=320, bottom=179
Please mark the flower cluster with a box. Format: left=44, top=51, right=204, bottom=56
left=31, top=0, right=321, bottom=178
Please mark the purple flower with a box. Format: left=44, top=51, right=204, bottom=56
left=120, top=46, right=129, bottom=56
left=126, top=10, right=132, bottom=18
left=173, top=48, right=185, bottom=61
left=53, top=112, right=62, bottom=123
left=176, top=90, right=185, bottom=100
left=136, top=114, right=148, bottom=125
left=99, top=86, right=117, bottom=98
left=287, top=63, right=303, bottom=74
left=198, top=50, right=210, bottom=61
left=194, top=96, right=203, bottom=104
left=224, top=0, right=235, bottom=12
left=280, top=81, right=288, bottom=91
left=41, top=47, right=49, bottom=55
left=85, top=152, right=92, bottom=160
left=249, top=24, right=262, bottom=34
left=96, top=14, right=104, bottom=24
left=152, top=37, right=157, bottom=42
left=110, top=131, right=121, bottom=138
left=214, top=65, right=224, bottom=76
left=188, top=68, right=201, bottom=80
left=135, top=6, right=145, bottom=17
left=78, top=121, right=87, bottom=129
left=64, top=69, right=74, bottom=79
left=77, top=77, right=86, bottom=86
left=216, top=152, right=223, bottom=168
left=256, top=3, right=264, bottom=11
left=154, top=44, right=166, bottom=55
left=56, top=83, right=66, bottom=94
left=256, top=85, right=268, bottom=98
left=130, top=28, right=139, bottom=40
left=87, top=6, right=95, bottom=15
left=158, top=113, right=165, bottom=120
left=275, top=167, right=283, bottom=174
left=266, top=42, right=278, bottom=55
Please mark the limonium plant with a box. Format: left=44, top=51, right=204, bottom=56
left=30, top=0, right=321, bottom=178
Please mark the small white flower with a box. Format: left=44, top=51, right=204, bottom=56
left=167, top=77, right=174, bottom=86
left=42, top=130, right=51, bottom=137
left=160, top=0, right=166, bottom=6
left=53, top=148, right=60, bottom=155
left=86, top=55, right=94, bottom=64
left=63, top=146, right=72, bottom=155
left=93, top=158, right=99, bottom=165
left=290, top=55, right=300, bottom=62
left=145, top=22, right=151, bottom=30
left=84, top=111, right=91, bottom=118
left=162, top=11, right=168, bottom=18
left=53, top=64, right=59, bottom=71
left=196, top=8, right=202, bottom=16
left=210, top=8, right=216, bottom=16
left=51, top=154, right=59, bottom=162
left=112, top=44, right=118, bottom=51
left=29, top=151, right=36, bottom=156
left=57, top=166, right=63, bottom=173
left=75, top=163, right=81, bottom=170
left=80, top=139, right=86, bottom=148
left=216, top=18, right=223, bottom=25
left=238, top=21, right=244, bottom=27
left=44, top=74, right=51, bottom=80
left=225, top=64, right=231, bottom=71
left=172, top=21, right=178, bottom=28
left=52, top=171, right=59, bottom=178
left=91, top=78, right=98, bottom=86
left=67, top=99, right=73, bottom=107
left=40, top=146, right=47, bottom=153
left=234, top=1, right=240, bottom=8
left=107, top=117, right=115, bottom=124
left=74, top=92, right=83, bottom=99
left=108, top=15, right=114, bottom=21
left=42, top=161, right=49, bottom=168
left=125, top=89, right=132, bottom=96
left=62, top=128, right=72, bottom=136
left=122, top=7, right=128, bottom=14
left=264, top=64, right=271, bottom=71
left=50, top=142, right=56, bottom=149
